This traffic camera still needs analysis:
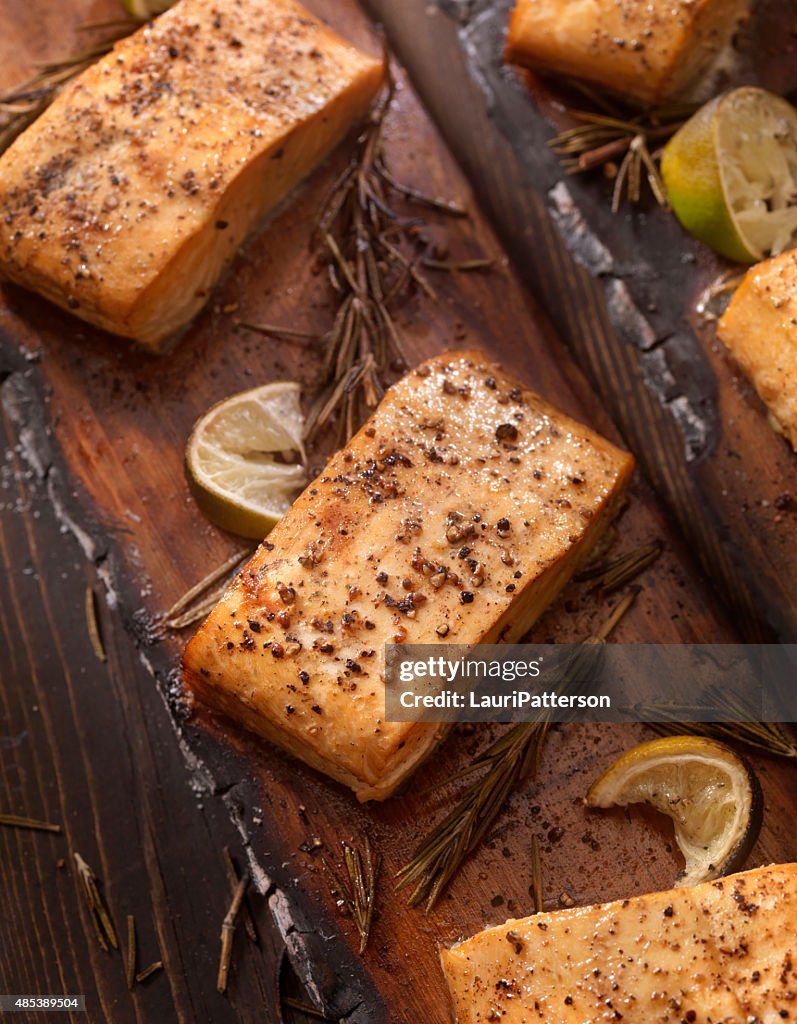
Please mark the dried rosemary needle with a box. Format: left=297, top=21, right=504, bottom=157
left=163, top=547, right=255, bottom=630
left=74, top=852, right=118, bottom=952
left=576, top=540, right=663, bottom=593
left=217, top=871, right=249, bottom=994
left=0, top=813, right=61, bottom=834
left=323, top=837, right=381, bottom=955
left=85, top=585, right=106, bottom=663
left=223, top=846, right=257, bottom=944
left=530, top=834, right=543, bottom=914
left=125, top=914, right=137, bottom=990
left=135, top=961, right=164, bottom=984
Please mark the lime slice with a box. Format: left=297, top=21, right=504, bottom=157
left=586, top=735, right=762, bottom=887
left=185, top=382, right=307, bottom=540
left=121, top=0, right=175, bottom=19
left=661, top=87, right=797, bottom=263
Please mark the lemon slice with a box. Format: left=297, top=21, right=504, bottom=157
left=661, top=87, right=797, bottom=263
left=586, top=735, right=762, bottom=887
left=185, top=382, right=307, bottom=540
left=121, top=0, right=174, bottom=19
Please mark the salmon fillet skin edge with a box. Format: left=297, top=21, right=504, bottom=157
left=182, top=350, right=634, bottom=802
left=441, top=862, right=797, bottom=1024
left=0, top=0, right=383, bottom=349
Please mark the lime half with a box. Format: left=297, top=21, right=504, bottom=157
left=586, top=735, right=762, bottom=887
left=662, top=87, right=797, bottom=263
left=121, top=0, right=175, bottom=19
left=185, top=382, right=307, bottom=540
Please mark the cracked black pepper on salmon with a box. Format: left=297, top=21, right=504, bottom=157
left=441, top=863, right=797, bottom=1023
left=0, top=0, right=383, bottom=348
left=505, top=0, right=750, bottom=106
left=182, top=351, right=634, bottom=801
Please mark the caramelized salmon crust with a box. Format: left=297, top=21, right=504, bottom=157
left=0, top=0, right=383, bottom=349
left=718, top=250, right=797, bottom=451
left=182, top=350, right=634, bottom=801
left=505, top=0, right=750, bottom=107
left=442, top=863, right=797, bottom=1024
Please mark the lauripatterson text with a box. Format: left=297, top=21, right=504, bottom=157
left=398, top=690, right=612, bottom=710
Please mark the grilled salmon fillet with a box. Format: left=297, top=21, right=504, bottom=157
left=182, top=350, right=633, bottom=801
left=505, top=0, right=749, bottom=107
left=718, top=250, right=797, bottom=450
left=0, top=0, right=383, bottom=349
left=442, top=862, right=797, bottom=1024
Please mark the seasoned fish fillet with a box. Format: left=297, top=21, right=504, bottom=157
left=0, top=0, right=383, bottom=349
left=718, top=250, right=797, bottom=450
left=442, top=862, right=797, bottom=1024
left=183, top=350, right=633, bottom=801
left=505, top=0, right=749, bottom=107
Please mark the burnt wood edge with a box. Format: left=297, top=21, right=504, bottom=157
left=360, top=0, right=780, bottom=641
left=0, top=326, right=384, bottom=1024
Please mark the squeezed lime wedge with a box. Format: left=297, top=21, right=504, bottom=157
left=185, top=382, right=306, bottom=539
left=662, top=87, right=797, bottom=263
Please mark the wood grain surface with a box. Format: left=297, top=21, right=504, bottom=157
left=0, top=1, right=795, bottom=1022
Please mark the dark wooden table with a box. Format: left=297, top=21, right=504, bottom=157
left=2, top=1, right=796, bottom=1022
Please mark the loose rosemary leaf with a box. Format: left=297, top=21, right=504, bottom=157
left=0, top=813, right=61, bottom=834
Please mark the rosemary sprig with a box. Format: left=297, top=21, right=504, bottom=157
left=396, top=721, right=550, bottom=912
left=549, top=103, right=697, bottom=212
left=652, top=720, right=797, bottom=759
left=322, top=838, right=381, bottom=954
left=245, top=59, right=487, bottom=448
left=397, top=592, right=636, bottom=912
left=217, top=871, right=249, bottom=994
left=0, top=24, right=135, bottom=155
left=0, top=0, right=181, bottom=155
left=576, top=540, right=663, bottom=593
left=0, top=813, right=61, bottom=834
left=74, top=852, right=119, bottom=952
left=639, top=686, right=797, bottom=760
